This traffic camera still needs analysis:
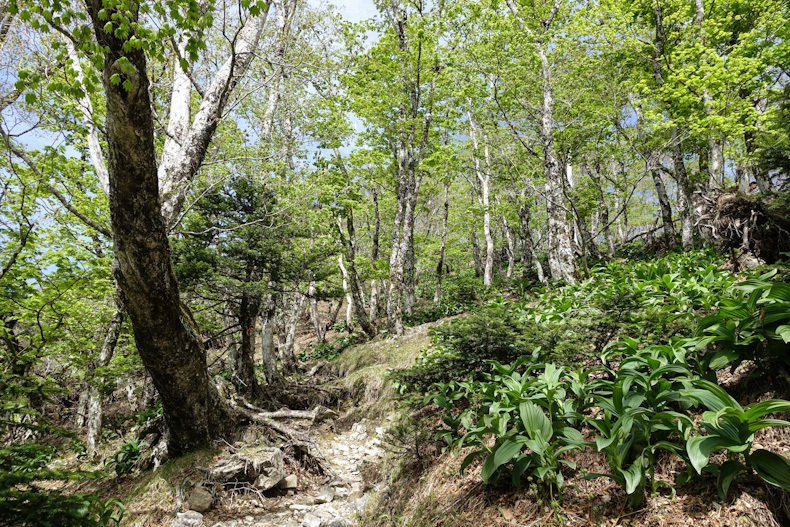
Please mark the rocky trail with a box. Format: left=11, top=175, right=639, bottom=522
left=174, top=416, right=389, bottom=527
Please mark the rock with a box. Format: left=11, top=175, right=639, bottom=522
left=313, top=508, right=336, bottom=520
left=278, top=474, right=298, bottom=489
left=327, top=520, right=351, bottom=527
left=290, top=504, right=311, bottom=511
left=315, top=485, right=335, bottom=504
left=245, top=517, right=254, bottom=522
left=187, top=487, right=214, bottom=513
left=173, top=511, right=205, bottom=527
left=354, top=495, right=368, bottom=513
left=210, top=446, right=285, bottom=491
left=283, top=521, right=300, bottom=527
left=301, top=513, right=323, bottom=527
left=374, top=427, right=384, bottom=435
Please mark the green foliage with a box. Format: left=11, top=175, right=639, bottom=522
left=419, top=251, right=790, bottom=508
left=104, top=439, right=147, bottom=477
left=299, top=334, right=359, bottom=362
left=395, top=251, right=727, bottom=394
left=426, top=360, right=587, bottom=497
left=692, top=271, right=790, bottom=373
left=0, top=442, right=124, bottom=526
left=403, top=301, right=465, bottom=327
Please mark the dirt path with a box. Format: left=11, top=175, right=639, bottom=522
left=204, top=418, right=386, bottom=527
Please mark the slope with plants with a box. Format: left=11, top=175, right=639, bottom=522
left=368, top=250, right=790, bottom=526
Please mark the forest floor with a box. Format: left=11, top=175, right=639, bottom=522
left=69, top=307, right=790, bottom=527
left=75, top=320, right=433, bottom=527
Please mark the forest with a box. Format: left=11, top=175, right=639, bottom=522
left=1, top=0, right=789, bottom=525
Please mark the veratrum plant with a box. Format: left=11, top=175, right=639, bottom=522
left=694, top=272, right=790, bottom=372
left=683, top=379, right=790, bottom=500
left=585, top=363, right=696, bottom=508
left=426, top=360, right=586, bottom=496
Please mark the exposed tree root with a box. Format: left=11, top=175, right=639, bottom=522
left=697, top=188, right=790, bottom=265
left=232, top=402, right=335, bottom=477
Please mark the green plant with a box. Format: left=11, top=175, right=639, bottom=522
left=134, top=401, right=162, bottom=426
left=426, top=359, right=586, bottom=497
left=682, top=379, right=790, bottom=499
left=0, top=442, right=124, bottom=526
left=299, top=334, right=359, bottom=362
left=693, top=272, right=790, bottom=372
left=104, top=439, right=147, bottom=477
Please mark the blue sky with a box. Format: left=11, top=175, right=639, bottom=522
left=337, top=0, right=377, bottom=22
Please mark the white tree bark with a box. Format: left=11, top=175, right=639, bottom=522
left=158, top=4, right=273, bottom=227
left=506, top=0, right=578, bottom=284
left=66, top=40, right=110, bottom=198
left=338, top=252, right=353, bottom=329
left=86, top=296, right=125, bottom=455
left=468, top=106, right=494, bottom=288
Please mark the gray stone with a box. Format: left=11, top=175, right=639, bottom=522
left=327, top=520, right=351, bottom=527
left=283, top=521, right=300, bottom=527
left=301, top=513, right=323, bottom=527
left=173, top=511, right=205, bottom=527
left=354, top=495, right=368, bottom=513
left=187, top=487, right=213, bottom=513
left=209, top=446, right=285, bottom=491
left=314, top=485, right=335, bottom=504
left=278, top=474, right=298, bottom=489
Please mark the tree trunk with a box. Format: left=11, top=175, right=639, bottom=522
left=337, top=215, right=377, bottom=338
left=281, top=289, right=305, bottom=372
left=502, top=213, right=516, bottom=278
left=630, top=97, right=677, bottom=248
left=381, top=1, right=434, bottom=337
left=86, top=295, right=126, bottom=455
left=308, top=281, right=326, bottom=344
left=157, top=4, right=273, bottom=228
left=260, top=291, right=280, bottom=384
left=471, top=226, right=483, bottom=277
left=517, top=202, right=546, bottom=284
left=671, top=128, right=695, bottom=249
left=231, top=285, right=261, bottom=399
left=744, top=129, right=772, bottom=192
left=651, top=170, right=676, bottom=245
left=468, top=107, right=495, bottom=287
left=652, top=1, right=693, bottom=249
left=403, top=235, right=416, bottom=316
left=505, top=0, right=578, bottom=284
left=338, top=254, right=354, bottom=329
left=434, top=183, right=449, bottom=305
left=369, top=183, right=381, bottom=322
left=87, top=2, right=234, bottom=455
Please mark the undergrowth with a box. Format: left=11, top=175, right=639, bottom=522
left=386, top=249, right=790, bottom=521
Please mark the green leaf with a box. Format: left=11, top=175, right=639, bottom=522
left=687, top=435, right=745, bottom=474
left=744, top=399, right=790, bottom=420
left=776, top=325, right=790, bottom=344
left=511, top=456, right=532, bottom=487
left=519, top=402, right=552, bottom=441
left=481, top=453, right=497, bottom=483
left=708, top=349, right=741, bottom=370
left=492, top=438, right=523, bottom=469
left=621, top=458, right=644, bottom=495
left=716, top=460, right=746, bottom=501
left=750, top=450, right=790, bottom=491
left=459, top=449, right=484, bottom=474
